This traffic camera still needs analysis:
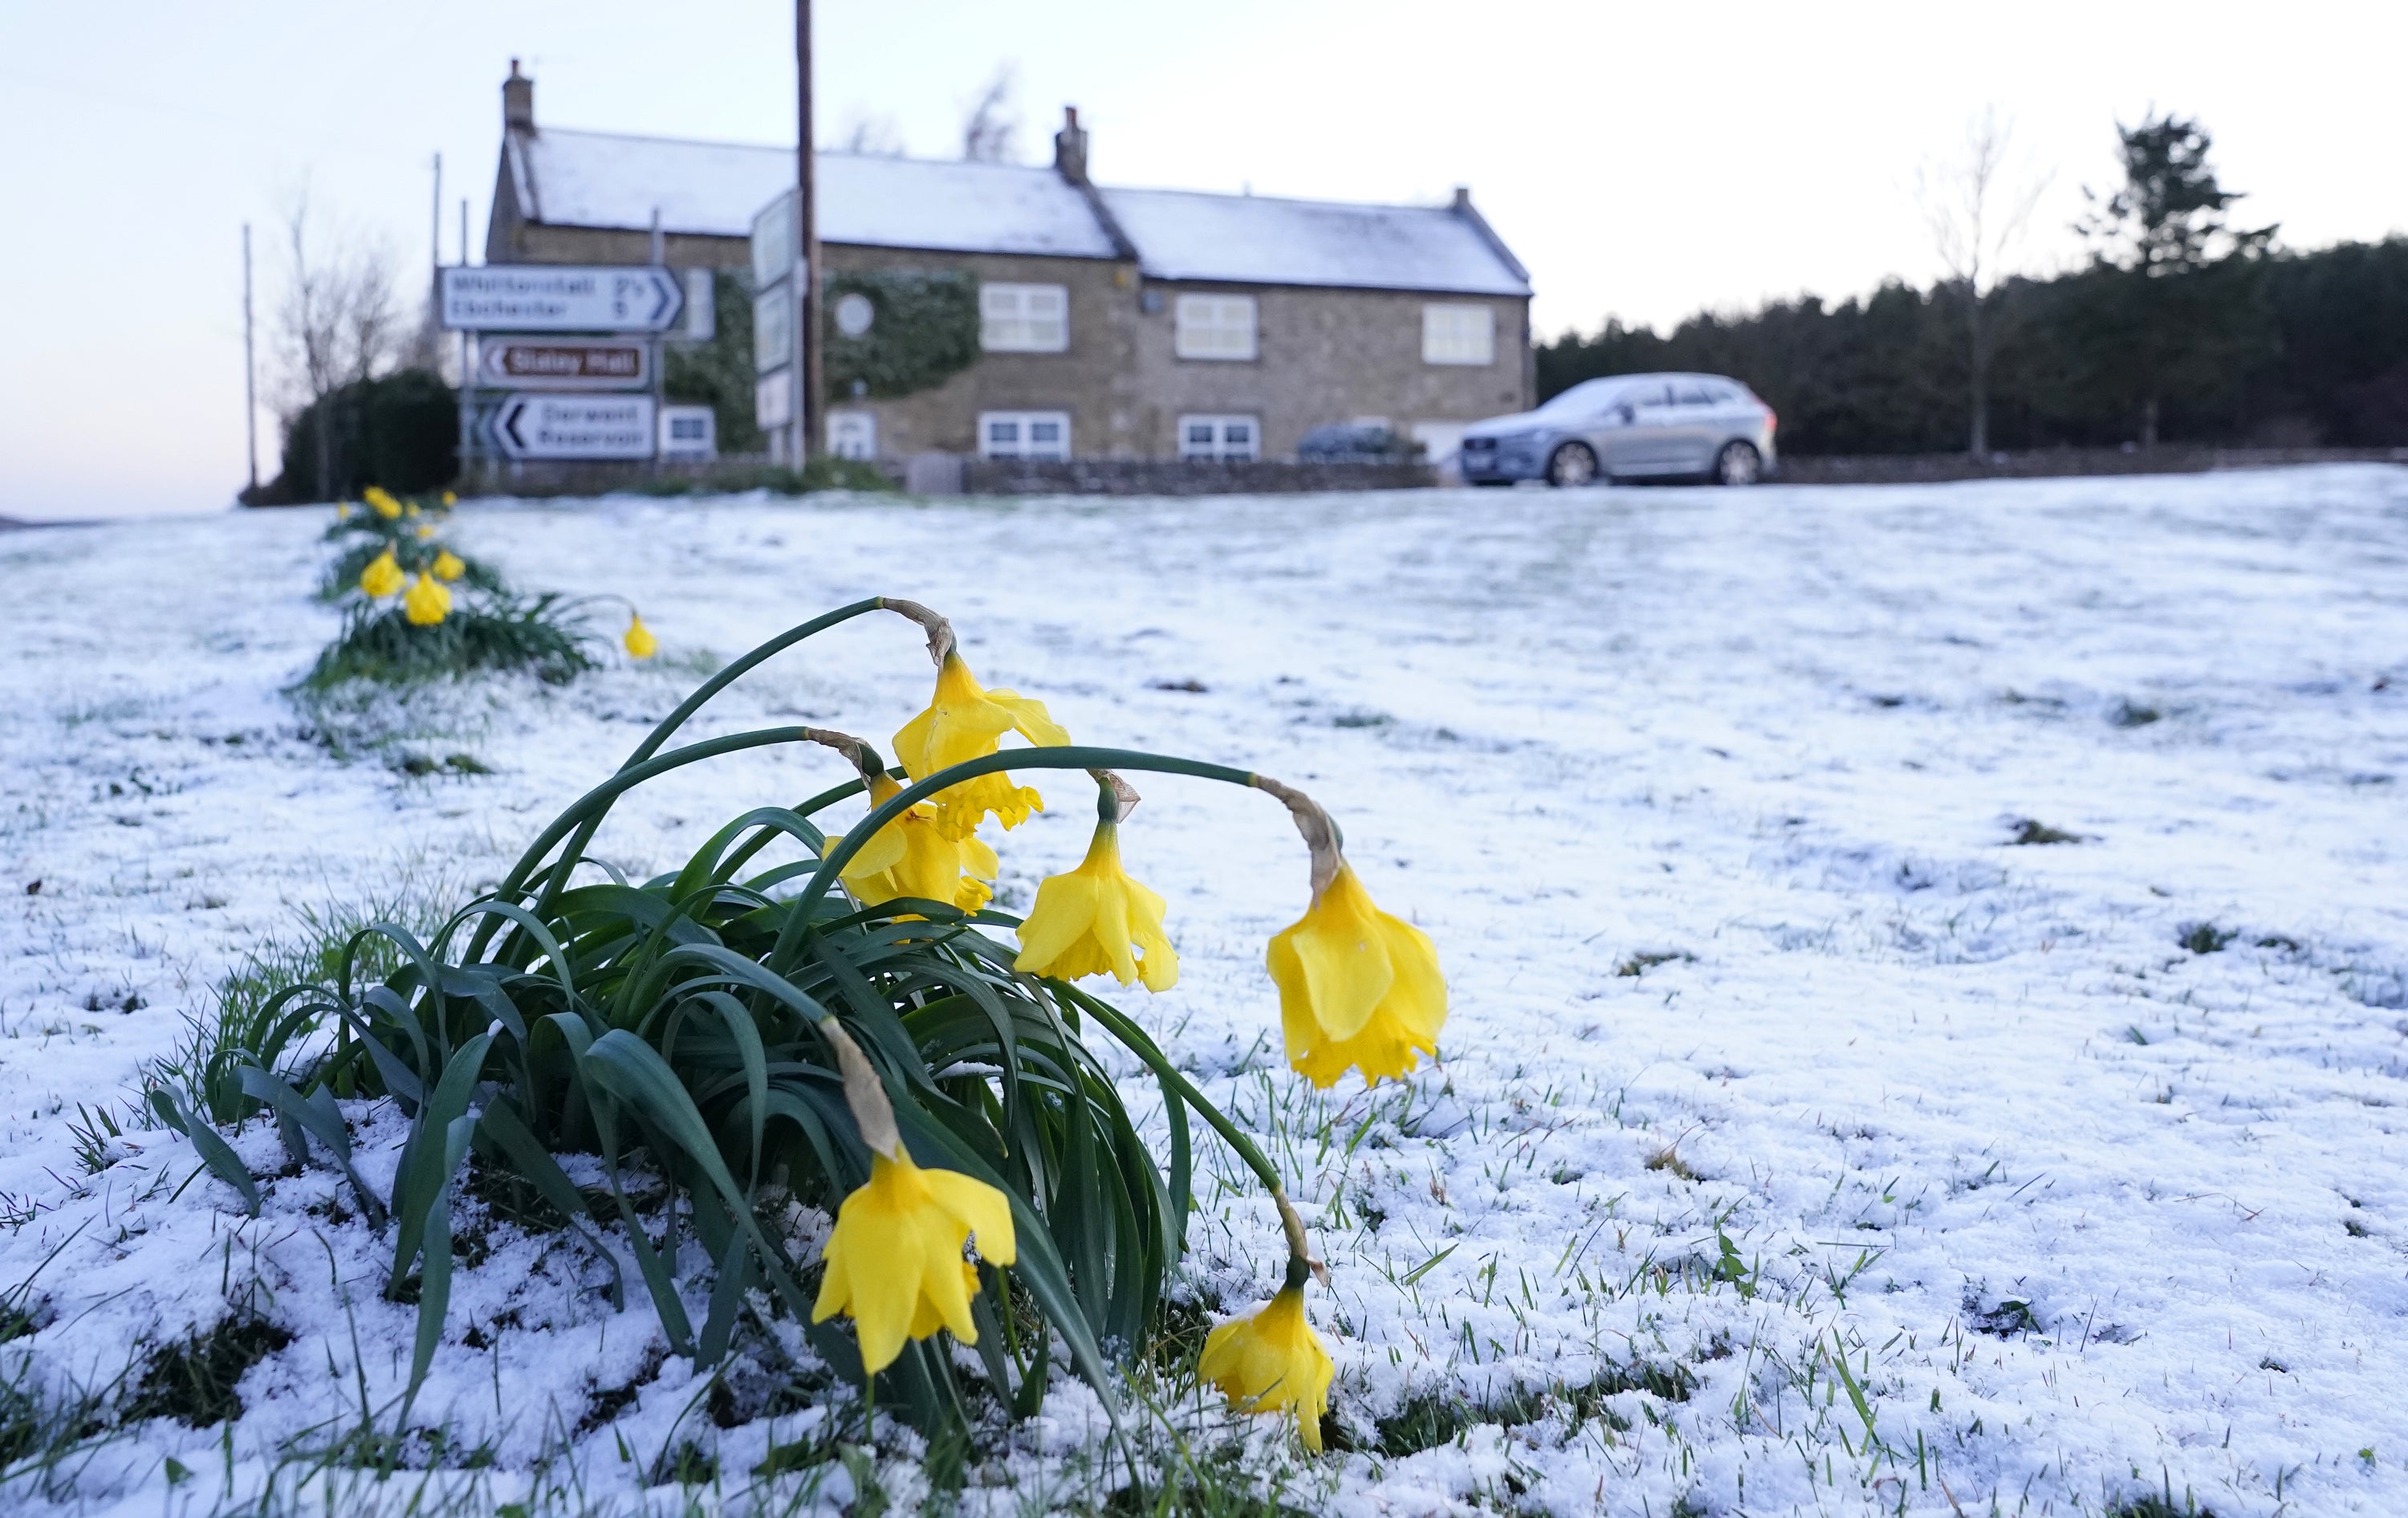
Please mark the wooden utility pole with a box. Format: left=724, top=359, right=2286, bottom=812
left=795, top=0, right=821, bottom=460
left=242, top=223, right=258, bottom=494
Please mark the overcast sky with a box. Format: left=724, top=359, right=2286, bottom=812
left=3, top=0, right=2402, bottom=519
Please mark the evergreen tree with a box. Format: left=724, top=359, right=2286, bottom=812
left=2072, top=113, right=2277, bottom=445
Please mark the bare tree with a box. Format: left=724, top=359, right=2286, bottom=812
left=838, top=109, right=906, bottom=157
left=1915, top=108, right=2051, bottom=455
left=275, top=186, right=404, bottom=497
left=959, top=67, right=1019, bottom=163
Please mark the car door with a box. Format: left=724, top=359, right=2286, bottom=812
left=1660, top=381, right=1726, bottom=474
left=1596, top=381, right=1674, bottom=475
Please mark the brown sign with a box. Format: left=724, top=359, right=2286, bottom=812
left=478, top=340, right=650, bottom=390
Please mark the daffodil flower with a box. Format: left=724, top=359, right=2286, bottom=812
left=892, top=652, right=1069, bottom=840
left=402, top=572, right=452, bottom=626
left=360, top=548, right=405, bottom=599
left=414, top=523, right=436, bottom=541
left=623, top=612, right=657, bottom=659
left=364, top=486, right=402, bottom=520
left=1267, top=862, right=1446, bottom=1089
left=1015, top=810, right=1178, bottom=991
left=1198, top=1285, right=1334, bottom=1451
left=829, top=775, right=998, bottom=914
left=431, top=549, right=466, bottom=583
left=439, top=490, right=457, bottom=507
left=811, top=1139, right=1016, bottom=1375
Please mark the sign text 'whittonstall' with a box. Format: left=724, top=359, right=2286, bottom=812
left=490, top=395, right=657, bottom=460
left=439, top=267, right=685, bottom=333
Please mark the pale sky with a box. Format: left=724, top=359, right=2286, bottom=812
left=2, top=0, right=2402, bottom=520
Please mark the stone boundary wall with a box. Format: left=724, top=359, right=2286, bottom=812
left=1775, top=446, right=2408, bottom=486
left=960, top=459, right=1434, bottom=495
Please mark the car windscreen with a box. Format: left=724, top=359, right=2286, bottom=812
left=1531, top=379, right=1626, bottom=421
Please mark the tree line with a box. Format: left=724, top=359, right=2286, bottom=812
left=1538, top=115, right=2408, bottom=456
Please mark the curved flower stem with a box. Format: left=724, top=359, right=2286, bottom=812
left=478, top=596, right=912, bottom=956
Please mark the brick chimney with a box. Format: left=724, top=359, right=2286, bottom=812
left=503, top=59, right=534, bottom=132
left=1053, top=106, right=1089, bottom=185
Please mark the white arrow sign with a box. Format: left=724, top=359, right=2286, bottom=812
left=441, top=266, right=684, bottom=332
left=491, top=394, right=657, bottom=459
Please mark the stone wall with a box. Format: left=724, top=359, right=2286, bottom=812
left=959, top=458, right=1433, bottom=495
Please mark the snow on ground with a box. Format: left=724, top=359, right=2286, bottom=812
left=2, top=467, right=2406, bottom=1516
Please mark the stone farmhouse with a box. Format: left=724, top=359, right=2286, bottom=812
left=484, top=65, right=1533, bottom=466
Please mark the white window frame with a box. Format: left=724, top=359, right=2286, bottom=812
left=828, top=409, right=877, bottom=461
left=979, top=283, right=1070, bottom=353
left=1178, top=414, right=1260, bottom=462
left=978, top=410, right=1072, bottom=461
left=1174, top=293, right=1258, bottom=360
left=1421, top=303, right=1495, bottom=366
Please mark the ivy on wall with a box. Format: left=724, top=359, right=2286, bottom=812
left=824, top=270, right=981, bottom=400
left=663, top=271, right=763, bottom=454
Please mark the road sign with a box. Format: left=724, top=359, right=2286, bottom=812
left=441, top=266, right=684, bottom=332
left=490, top=394, right=657, bottom=460
left=478, top=340, right=651, bottom=390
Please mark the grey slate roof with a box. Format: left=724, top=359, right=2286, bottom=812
left=504, top=128, right=1527, bottom=296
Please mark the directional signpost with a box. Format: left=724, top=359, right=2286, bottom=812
left=478, top=339, right=650, bottom=390
left=489, top=395, right=657, bottom=461
left=439, top=266, right=684, bottom=333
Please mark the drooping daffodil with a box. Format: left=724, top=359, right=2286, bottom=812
left=439, top=490, right=457, bottom=507
left=360, top=547, right=405, bottom=599
left=622, top=612, right=657, bottom=659
left=431, top=549, right=466, bottom=583
left=1198, top=1284, right=1335, bottom=1451
left=1015, top=783, right=1178, bottom=991
left=892, top=651, right=1069, bottom=840
left=1268, top=862, right=1446, bottom=1088
left=364, top=486, right=402, bottom=520
left=812, top=1138, right=1016, bottom=1375
left=402, top=572, right=452, bottom=626
left=830, top=775, right=998, bottom=914
left=414, top=522, right=436, bottom=541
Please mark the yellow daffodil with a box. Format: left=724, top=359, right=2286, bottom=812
left=439, top=490, right=457, bottom=507
left=1015, top=820, right=1178, bottom=991
left=360, top=547, right=405, bottom=599
left=623, top=612, right=657, bottom=659
left=892, top=652, right=1069, bottom=840
left=402, top=572, right=452, bottom=626
left=830, top=775, right=997, bottom=914
left=811, top=1140, right=1016, bottom=1375
left=1198, top=1286, right=1334, bottom=1451
left=364, top=486, right=401, bottom=519
left=431, top=549, right=466, bottom=582
left=336, top=502, right=352, bottom=521
left=414, top=522, right=436, bottom=541
left=1267, top=863, right=1446, bottom=1089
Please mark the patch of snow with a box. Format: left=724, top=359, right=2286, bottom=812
left=2, top=467, right=2406, bottom=1514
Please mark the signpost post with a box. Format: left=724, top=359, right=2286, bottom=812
left=440, top=263, right=698, bottom=482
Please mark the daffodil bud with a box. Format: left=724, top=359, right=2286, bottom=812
left=402, top=572, right=452, bottom=626
left=623, top=612, right=657, bottom=659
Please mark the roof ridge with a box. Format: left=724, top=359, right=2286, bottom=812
left=1100, top=181, right=1464, bottom=217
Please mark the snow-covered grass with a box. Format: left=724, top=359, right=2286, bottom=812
left=2, top=467, right=2406, bottom=1516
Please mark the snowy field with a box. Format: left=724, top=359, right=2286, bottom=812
left=2, top=467, right=2406, bottom=1516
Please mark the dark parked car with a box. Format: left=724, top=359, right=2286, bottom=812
left=1458, top=372, right=1778, bottom=486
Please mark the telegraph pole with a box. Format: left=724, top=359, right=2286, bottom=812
left=242, top=223, right=258, bottom=494
left=795, top=0, right=821, bottom=461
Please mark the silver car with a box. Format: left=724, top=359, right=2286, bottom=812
left=1458, top=372, right=1778, bottom=487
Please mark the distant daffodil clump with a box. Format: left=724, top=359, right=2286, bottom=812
left=166, top=596, right=1442, bottom=1455
left=306, top=486, right=656, bottom=688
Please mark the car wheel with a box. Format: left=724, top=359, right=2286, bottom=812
left=1546, top=442, right=1598, bottom=488
left=1714, top=441, right=1761, bottom=486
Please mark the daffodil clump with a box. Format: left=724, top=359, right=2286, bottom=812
left=187, top=596, right=1436, bottom=1455
left=307, top=486, right=657, bottom=688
